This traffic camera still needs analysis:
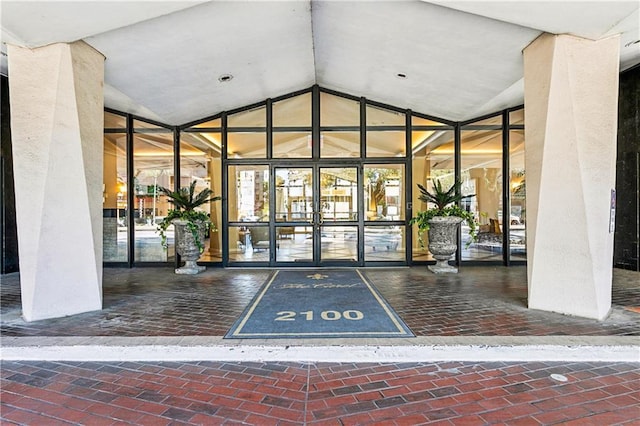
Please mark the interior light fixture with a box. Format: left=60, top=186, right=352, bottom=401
left=396, top=73, right=407, bottom=79
left=218, top=74, right=233, bottom=83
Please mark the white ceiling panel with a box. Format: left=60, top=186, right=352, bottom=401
left=2, top=0, right=638, bottom=125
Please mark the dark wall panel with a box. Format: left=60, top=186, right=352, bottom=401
left=1, top=75, right=19, bottom=273
left=615, top=65, right=640, bottom=271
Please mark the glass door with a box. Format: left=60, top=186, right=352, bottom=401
left=318, top=167, right=359, bottom=265
left=273, top=165, right=360, bottom=266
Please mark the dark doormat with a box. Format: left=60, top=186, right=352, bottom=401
left=224, top=269, right=414, bottom=339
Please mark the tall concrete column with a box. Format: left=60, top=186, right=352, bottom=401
left=8, top=41, right=105, bottom=321
left=524, top=33, right=620, bottom=320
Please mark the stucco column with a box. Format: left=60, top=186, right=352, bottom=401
left=8, top=41, right=105, bottom=321
left=523, top=33, right=620, bottom=320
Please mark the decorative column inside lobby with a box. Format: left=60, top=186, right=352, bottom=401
left=7, top=41, right=105, bottom=321
left=523, top=33, right=620, bottom=320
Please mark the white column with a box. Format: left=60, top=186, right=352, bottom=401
left=8, top=41, right=105, bottom=321
left=524, top=33, right=620, bottom=320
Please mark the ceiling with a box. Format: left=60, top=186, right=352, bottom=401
left=2, top=1, right=639, bottom=125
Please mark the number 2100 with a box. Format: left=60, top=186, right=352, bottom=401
left=275, top=310, right=364, bottom=321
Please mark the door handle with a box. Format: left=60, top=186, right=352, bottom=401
left=318, top=212, right=324, bottom=225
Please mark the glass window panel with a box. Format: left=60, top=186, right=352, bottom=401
left=180, top=133, right=222, bottom=262
left=104, top=112, right=125, bottom=129
left=275, top=168, right=313, bottom=222
left=321, top=92, right=359, bottom=126
left=275, top=225, right=313, bottom=262
left=463, top=115, right=503, bottom=127
left=364, top=165, right=404, bottom=221
left=460, top=129, right=503, bottom=261
left=273, top=93, right=312, bottom=127
left=133, top=119, right=167, bottom=131
left=320, top=226, right=357, bottom=261
left=411, top=130, right=454, bottom=261
left=227, top=225, right=270, bottom=262
left=366, top=105, right=404, bottom=126
left=365, top=226, right=405, bottom=261
left=510, top=130, right=526, bottom=261
left=103, top=132, right=127, bottom=262
left=227, top=132, right=266, bottom=159
left=192, top=118, right=221, bottom=129
left=320, top=167, right=358, bottom=222
left=133, top=131, right=175, bottom=262
left=321, top=131, right=360, bottom=158
left=510, top=109, right=524, bottom=125
left=228, top=165, right=269, bottom=222
left=228, top=105, right=266, bottom=127
left=366, top=130, right=405, bottom=157
left=273, top=132, right=312, bottom=158
left=412, top=116, right=447, bottom=126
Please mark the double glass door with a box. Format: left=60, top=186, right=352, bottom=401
left=274, top=165, right=359, bottom=266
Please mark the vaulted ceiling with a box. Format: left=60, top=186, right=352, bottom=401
left=2, top=1, right=638, bottom=125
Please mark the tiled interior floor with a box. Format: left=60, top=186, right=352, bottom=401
left=1, top=266, right=639, bottom=337
left=1, top=360, right=638, bottom=425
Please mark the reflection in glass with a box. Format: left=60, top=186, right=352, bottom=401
left=412, top=116, right=447, bottom=126
left=321, top=131, right=360, bottom=158
left=227, top=132, right=266, bottom=159
left=275, top=168, right=313, bottom=222
left=366, top=131, right=405, bottom=157
left=273, top=132, right=312, bottom=158
left=460, top=129, right=503, bottom=261
left=228, top=165, right=269, bottom=222
left=180, top=132, right=222, bottom=262
left=320, top=226, right=357, bottom=261
left=411, top=130, right=454, bottom=261
left=133, top=128, right=175, bottom=262
left=366, top=105, right=404, bottom=126
left=320, top=168, right=358, bottom=222
left=228, top=225, right=271, bottom=262
left=510, top=130, right=526, bottom=261
left=273, top=93, right=312, bottom=127
left=192, top=118, right=221, bottom=128
left=228, top=105, right=266, bottom=127
left=364, top=165, right=404, bottom=221
left=510, top=109, right=524, bottom=125
left=365, top=226, right=405, bottom=261
left=321, top=92, right=359, bottom=126
left=103, top=131, right=127, bottom=262
left=104, top=112, right=126, bottom=129
left=275, top=225, right=313, bottom=263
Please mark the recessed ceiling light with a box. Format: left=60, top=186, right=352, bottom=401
left=396, top=73, right=407, bottom=79
left=218, top=74, right=233, bottom=83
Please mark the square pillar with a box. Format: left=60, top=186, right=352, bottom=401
left=524, top=33, right=620, bottom=320
left=8, top=41, right=105, bottom=321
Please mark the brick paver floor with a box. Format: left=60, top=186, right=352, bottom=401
left=1, top=360, right=638, bottom=425
left=1, top=267, right=639, bottom=337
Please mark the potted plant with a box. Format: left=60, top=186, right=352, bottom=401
left=410, top=178, right=477, bottom=273
left=157, top=180, right=221, bottom=274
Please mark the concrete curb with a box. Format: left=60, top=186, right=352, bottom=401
left=2, top=336, right=638, bottom=362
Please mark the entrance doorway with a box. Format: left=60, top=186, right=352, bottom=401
left=227, top=162, right=406, bottom=267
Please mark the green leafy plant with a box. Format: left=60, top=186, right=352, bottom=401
left=157, top=180, right=221, bottom=252
left=410, top=178, right=478, bottom=246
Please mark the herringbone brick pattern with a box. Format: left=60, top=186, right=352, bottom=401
left=1, top=267, right=638, bottom=337
left=1, top=360, right=638, bottom=425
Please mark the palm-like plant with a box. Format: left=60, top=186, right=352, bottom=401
left=157, top=181, right=221, bottom=251
left=410, top=178, right=478, bottom=244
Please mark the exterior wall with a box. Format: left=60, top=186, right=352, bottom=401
left=614, top=65, right=640, bottom=271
